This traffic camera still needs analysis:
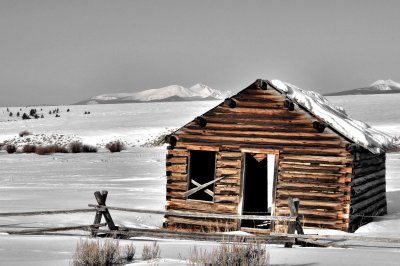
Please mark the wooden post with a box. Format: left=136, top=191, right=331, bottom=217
left=92, top=190, right=118, bottom=236
left=285, top=197, right=304, bottom=247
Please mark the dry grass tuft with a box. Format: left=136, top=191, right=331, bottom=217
left=124, top=243, right=136, bottom=263
left=106, top=141, right=125, bottom=153
left=188, top=241, right=269, bottom=266
left=71, top=239, right=136, bottom=266
left=35, top=145, right=68, bottom=155
left=69, top=141, right=83, bottom=153
left=142, top=241, right=160, bottom=261
left=22, top=144, right=37, bottom=153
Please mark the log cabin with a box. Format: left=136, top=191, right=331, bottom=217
left=164, top=79, right=395, bottom=233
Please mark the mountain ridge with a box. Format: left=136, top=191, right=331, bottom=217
left=325, top=79, right=400, bottom=96
left=74, top=83, right=232, bottom=105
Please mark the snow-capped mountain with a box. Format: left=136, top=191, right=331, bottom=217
left=369, top=79, right=400, bottom=91
left=75, top=84, right=233, bottom=105
left=325, top=79, right=400, bottom=96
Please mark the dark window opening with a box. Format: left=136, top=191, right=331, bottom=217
left=241, top=153, right=270, bottom=228
left=188, top=150, right=216, bottom=201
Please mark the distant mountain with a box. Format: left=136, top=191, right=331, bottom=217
left=325, top=79, right=400, bottom=96
left=75, top=84, right=233, bottom=105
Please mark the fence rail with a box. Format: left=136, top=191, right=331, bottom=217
left=87, top=204, right=297, bottom=222
left=2, top=190, right=400, bottom=248
left=0, top=190, right=300, bottom=247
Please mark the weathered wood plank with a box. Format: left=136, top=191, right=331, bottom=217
left=352, top=164, right=385, bottom=178
left=279, top=163, right=352, bottom=173
left=214, top=186, right=240, bottom=195
left=167, top=157, right=187, bottom=164
left=214, top=195, right=239, bottom=204
left=280, top=155, right=352, bottom=164
left=178, top=135, right=346, bottom=148
left=275, top=199, right=345, bottom=209
left=217, top=151, right=242, bottom=159
left=351, top=178, right=386, bottom=196
left=350, top=193, right=387, bottom=215
left=216, top=159, right=241, bottom=168
left=167, top=199, right=238, bottom=213
left=167, top=173, right=187, bottom=182
left=187, top=123, right=317, bottom=133
left=166, top=164, right=187, bottom=173
left=166, top=182, right=187, bottom=191
left=168, top=149, right=189, bottom=157
left=351, top=169, right=385, bottom=186
left=180, top=128, right=341, bottom=141
left=277, top=181, right=347, bottom=191
left=351, top=183, right=386, bottom=205
left=216, top=168, right=240, bottom=176
left=352, top=155, right=385, bottom=168
left=277, top=190, right=348, bottom=200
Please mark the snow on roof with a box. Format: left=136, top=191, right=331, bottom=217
left=269, top=79, right=398, bottom=154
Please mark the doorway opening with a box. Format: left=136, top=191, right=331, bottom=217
left=241, top=153, right=276, bottom=228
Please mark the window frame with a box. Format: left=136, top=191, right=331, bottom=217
left=186, top=147, right=218, bottom=203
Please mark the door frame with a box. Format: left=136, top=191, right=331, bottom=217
left=238, top=148, right=279, bottom=221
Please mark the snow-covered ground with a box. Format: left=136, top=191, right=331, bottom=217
left=0, top=95, right=400, bottom=265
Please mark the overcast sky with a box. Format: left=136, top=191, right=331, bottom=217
left=1, top=0, right=400, bottom=106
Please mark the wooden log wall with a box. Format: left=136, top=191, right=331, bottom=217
left=164, top=80, right=353, bottom=232
left=349, top=148, right=387, bottom=232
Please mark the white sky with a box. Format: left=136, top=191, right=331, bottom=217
left=1, top=0, right=400, bottom=106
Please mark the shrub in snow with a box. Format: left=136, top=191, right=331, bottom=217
left=106, top=141, right=125, bottom=153
left=188, top=241, right=269, bottom=266
left=22, top=113, right=30, bottom=120
left=55, top=114, right=60, bottom=118
left=5, top=145, right=16, bottom=154
left=22, top=145, right=37, bottom=153
left=142, top=241, right=160, bottom=261
left=82, top=144, right=98, bottom=153
left=19, top=131, right=32, bottom=137
left=9, top=112, right=12, bottom=117
left=69, top=141, right=83, bottom=153
left=35, top=145, right=67, bottom=155
left=124, top=243, right=136, bottom=263
left=71, top=239, right=135, bottom=266
left=16, top=112, right=20, bottom=117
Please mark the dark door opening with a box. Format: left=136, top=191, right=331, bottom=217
left=241, top=153, right=271, bottom=228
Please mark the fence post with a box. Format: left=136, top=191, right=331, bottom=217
left=91, top=190, right=118, bottom=236
left=285, top=197, right=304, bottom=247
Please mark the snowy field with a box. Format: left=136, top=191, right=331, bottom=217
left=1, top=95, right=400, bottom=265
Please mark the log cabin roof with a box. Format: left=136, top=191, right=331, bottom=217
left=269, top=79, right=397, bottom=154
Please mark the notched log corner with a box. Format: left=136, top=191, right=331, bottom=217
left=195, top=116, right=207, bottom=127
left=313, top=121, right=326, bottom=133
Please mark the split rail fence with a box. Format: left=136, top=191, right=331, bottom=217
left=1, top=190, right=399, bottom=248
